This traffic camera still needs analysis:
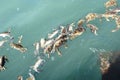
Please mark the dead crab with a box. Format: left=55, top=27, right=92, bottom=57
left=104, top=0, right=117, bottom=9
left=10, top=35, right=27, bottom=53
left=86, top=24, right=99, bottom=35
left=85, top=13, right=99, bottom=23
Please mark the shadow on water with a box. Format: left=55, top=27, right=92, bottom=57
left=102, top=52, right=120, bottom=80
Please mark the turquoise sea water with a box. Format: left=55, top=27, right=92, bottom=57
left=0, top=0, right=120, bottom=80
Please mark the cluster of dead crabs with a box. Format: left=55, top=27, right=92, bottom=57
left=0, top=0, right=120, bottom=79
